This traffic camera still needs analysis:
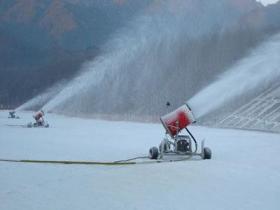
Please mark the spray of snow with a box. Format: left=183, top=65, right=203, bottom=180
left=188, top=33, right=280, bottom=118
left=41, top=2, right=197, bottom=113
left=42, top=58, right=110, bottom=112
left=16, top=1, right=280, bottom=118
left=16, top=82, right=66, bottom=111
left=256, top=0, right=279, bottom=6
left=27, top=0, right=240, bottom=114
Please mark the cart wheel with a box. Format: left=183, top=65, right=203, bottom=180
left=149, top=147, right=159, bottom=159
left=203, top=147, right=212, bottom=159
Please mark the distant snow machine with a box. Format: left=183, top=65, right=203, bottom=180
left=27, top=121, right=49, bottom=128
left=149, top=104, right=212, bottom=160
left=8, top=111, right=20, bottom=119
left=27, top=110, right=49, bottom=128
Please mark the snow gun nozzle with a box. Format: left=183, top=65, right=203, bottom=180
left=160, top=103, right=196, bottom=137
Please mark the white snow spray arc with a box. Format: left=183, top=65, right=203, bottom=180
left=188, top=33, right=280, bottom=118
left=16, top=82, right=66, bottom=111
left=40, top=1, right=197, bottom=113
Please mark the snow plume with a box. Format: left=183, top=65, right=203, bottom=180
left=42, top=56, right=114, bottom=112
left=188, top=33, right=280, bottom=118
left=42, top=0, right=222, bottom=115
left=256, top=0, right=279, bottom=6
left=22, top=0, right=267, bottom=118
left=16, top=82, right=66, bottom=111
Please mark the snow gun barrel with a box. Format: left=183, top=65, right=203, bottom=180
left=160, top=103, right=196, bottom=137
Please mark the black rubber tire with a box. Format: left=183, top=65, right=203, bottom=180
left=203, top=147, right=212, bottom=159
left=149, top=147, right=159, bottom=159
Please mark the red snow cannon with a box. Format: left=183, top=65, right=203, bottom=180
left=148, top=103, right=212, bottom=161
left=160, top=104, right=195, bottom=137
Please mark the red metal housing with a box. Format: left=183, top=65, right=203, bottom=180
left=160, top=104, right=195, bottom=137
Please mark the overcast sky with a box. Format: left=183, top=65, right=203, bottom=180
left=257, top=0, right=279, bottom=6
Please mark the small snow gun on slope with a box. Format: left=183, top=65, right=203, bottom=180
left=8, top=111, right=20, bottom=119
left=149, top=104, right=212, bottom=160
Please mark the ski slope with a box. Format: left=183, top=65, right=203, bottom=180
left=0, top=111, right=280, bottom=210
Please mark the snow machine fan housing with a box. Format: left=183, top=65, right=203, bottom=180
left=160, top=104, right=196, bottom=137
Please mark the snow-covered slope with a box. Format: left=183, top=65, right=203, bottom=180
left=0, top=111, right=280, bottom=210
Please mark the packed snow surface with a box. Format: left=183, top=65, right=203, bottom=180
left=1, top=111, right=280, bottom=210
